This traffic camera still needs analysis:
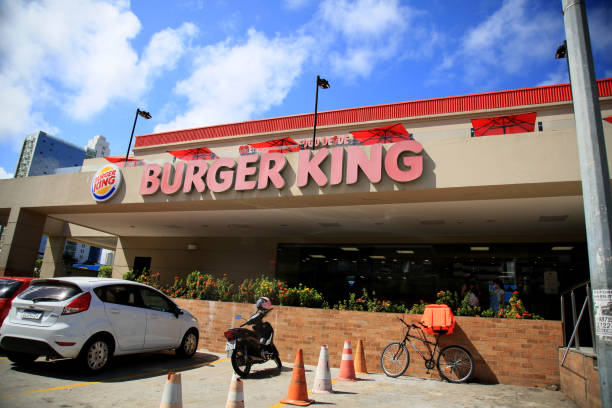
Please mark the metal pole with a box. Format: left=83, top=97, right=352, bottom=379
left=561, top=294, right=567, bottom=346
left=562, top=0, right=612, bottom=405
left=311, top=76, right=320, bottom=150
left=125, top=109, right=140, bottom=166
left=562, top=297, right=590, bottom=366
left=571, top=290, right=580, bottom=349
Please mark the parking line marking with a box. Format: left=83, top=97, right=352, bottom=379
left=25, top=382, right=101, bottom=394
left=1, top=356, right=230, bottom=399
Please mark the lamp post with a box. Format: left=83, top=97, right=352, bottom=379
left=311, top=75, right=330, bottom=149
left=124, top=108, right=152, bottom=167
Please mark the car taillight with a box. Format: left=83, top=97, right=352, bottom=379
left=62, top=292, right=91, bottom=315
left=224, top=330, right=234, bottom=340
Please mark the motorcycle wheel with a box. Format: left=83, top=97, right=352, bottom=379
left=231, top=348, right=252, bottom=378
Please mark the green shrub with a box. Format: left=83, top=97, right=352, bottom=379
left=435, top=290, right=461, bottom=310
left=279, top=284, right=325, bottom=308
left=407, top=301, right=428, bottom=314
left=333, top=288, right=405, bottom=313
left=98, top=265, right=112, bottom=278
left=455, top=294, right=481, bottom=316
left=123, top=270, right=137, bottom=281
left=499, top=291, right=544, bottom=319
left=480, top=308, right=496, bottom=318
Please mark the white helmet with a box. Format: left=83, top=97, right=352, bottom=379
left=256, top=296, right=272, bottom=310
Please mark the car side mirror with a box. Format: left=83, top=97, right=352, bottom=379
left=174, top=307, right=184, bottom=318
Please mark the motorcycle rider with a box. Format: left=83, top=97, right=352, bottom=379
left=252, top=297, right=274, bottom=358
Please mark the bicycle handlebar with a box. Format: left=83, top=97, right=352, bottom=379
left=396, top=316, right=426, bottom=330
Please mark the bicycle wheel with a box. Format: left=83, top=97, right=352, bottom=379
left=436, top=345, right=474, bottom=383
left=380, top=342, right=410, bottom=377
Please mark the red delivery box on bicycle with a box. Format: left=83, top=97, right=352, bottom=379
left=420, top=304, right=455, bottom=335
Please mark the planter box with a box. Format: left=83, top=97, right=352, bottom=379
left=175, top=299, right=562, bottom=387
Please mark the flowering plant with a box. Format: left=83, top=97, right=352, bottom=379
left=435, top=290, right=460, bottom=310
left=498, top=291, right=542, bottom=319
left=280, top=284, right=326, bottom=308
left=455, top=293, right=481, bottom=317
left=333, top=288, right=405, bottom=313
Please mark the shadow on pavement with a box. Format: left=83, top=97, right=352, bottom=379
left=7, top=350, right=222, bottom=383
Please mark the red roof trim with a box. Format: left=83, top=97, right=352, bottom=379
left=135, top=78, right=612, bottom=148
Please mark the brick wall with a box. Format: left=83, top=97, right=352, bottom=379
left=175, top=299, right=563, bottom=387
left=559, top=349, right=601, bottom=408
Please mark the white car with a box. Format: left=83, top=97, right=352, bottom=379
left=0, top=277, right=199, bottom=372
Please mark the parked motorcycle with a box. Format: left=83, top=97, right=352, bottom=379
left=223, top=298, right=282, bottom=377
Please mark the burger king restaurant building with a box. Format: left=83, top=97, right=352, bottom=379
left=1, top=79, right=611, bottom=319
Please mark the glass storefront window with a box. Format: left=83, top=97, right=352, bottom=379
left=275, top=243, right=589, bottom=320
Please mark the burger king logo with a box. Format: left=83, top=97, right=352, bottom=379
left=91, top=164, right=122, bottom=202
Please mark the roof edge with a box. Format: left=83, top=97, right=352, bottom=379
left=134, top=78, right=612, bottom=148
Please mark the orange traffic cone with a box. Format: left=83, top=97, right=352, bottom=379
left=354, top=339, right=368, bottom=375
left=226, top=374, right=245, bottom=408
left=280, top=349, right=315, bottom=406
left=336, top=341, right=357, bottom=381
left=312, top=345, right=333, bottom=394
left=160, top=372, right=182, bottom=408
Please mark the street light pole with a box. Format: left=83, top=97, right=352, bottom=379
left=311, top=75, right=330, bottom=150
left=124, top=108, right=152, bottom=167
left=561, top=0, right=612, bottom=406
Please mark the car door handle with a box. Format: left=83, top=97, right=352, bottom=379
left=109, top=309, right=120, bottom=314
left=150, top=314, right=160, bottom=319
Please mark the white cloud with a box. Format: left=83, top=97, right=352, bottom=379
left=318, top=0, right=412, bottom=78
left=0, top=0, right=196, bottom=143
left=155, top=29, right=312, bottom=132
left=284, top=0, right=310, bottom=10
left=436, top=0, right=562, bottom=85
left=0, top=167, right=13, bottom=179
left=537, top=68, right=569, bottom=87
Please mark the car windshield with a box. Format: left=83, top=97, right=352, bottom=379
left=19, top=280, right=82, bottom=302
left=0, top=280, right=22, bottom=299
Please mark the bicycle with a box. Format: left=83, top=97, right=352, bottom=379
left=380, top=316, right=474, bottom=383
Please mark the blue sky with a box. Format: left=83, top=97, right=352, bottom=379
left=0, top=0, right=611, bottom=178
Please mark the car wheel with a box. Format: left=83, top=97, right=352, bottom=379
left=79, top=336, right=112, bottom=373
left=176, top=329, right=198, bottom=358
left=5, top=351, right=39, bottom=365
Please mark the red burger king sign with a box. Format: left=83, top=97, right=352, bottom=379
left=91, top=164, right=122, bottom=202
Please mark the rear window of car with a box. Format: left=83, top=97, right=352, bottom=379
left=19, top=280, right=82, bottom=302
left=0, top=280, right=22, bottom=299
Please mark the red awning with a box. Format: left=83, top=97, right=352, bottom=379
left=350, top=123, right=412, bottom=145
left=604, top=116, right=612, bottom=124
left=249, top=137, right=299, bottom=153
left=104, top=156, right=143, bottom=167
left=471, top=112, right=537, bottom=136
left=168, top=147, right=216, bottom=161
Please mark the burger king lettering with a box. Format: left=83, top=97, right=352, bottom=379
left=139, top=140, right=423, bottom=196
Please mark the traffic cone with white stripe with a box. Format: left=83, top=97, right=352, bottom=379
left=160, top=372, right=182, bottom=408
left=280, top=348, right=314, bottom=406
left=354, top=339, right=368, bottom=375
left=312, top=345, right=333, bottom=394
left=226, top=374, right=245, bottom=408
left=336, top=341, right=357, bottom=381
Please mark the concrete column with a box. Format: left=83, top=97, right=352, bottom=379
left=0, top=207, right=45, bottom=277
left=112, top=237, right=130, bottom=279
left=40, top=236, right=67, bottom=278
